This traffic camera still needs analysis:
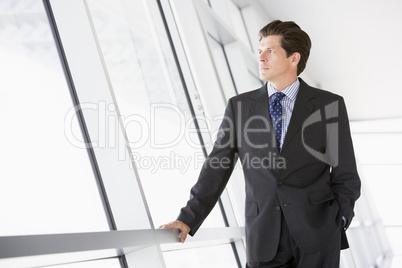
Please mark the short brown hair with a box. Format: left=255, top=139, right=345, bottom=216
left=259, top=20, right=311, bottom=75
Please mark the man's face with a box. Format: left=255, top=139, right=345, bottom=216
left=258, top=35, right=295, bottom=83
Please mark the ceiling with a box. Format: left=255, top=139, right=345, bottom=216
left=256, top=0, right=402, bottom=121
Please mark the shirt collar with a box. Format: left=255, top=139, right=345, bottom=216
left=267, top=78, right=300, bottom=101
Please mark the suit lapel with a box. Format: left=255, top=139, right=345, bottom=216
left=249, top=84, right=276, bottom=148
left=281, top=79, right=316, bottom=153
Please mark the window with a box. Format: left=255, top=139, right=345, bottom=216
left=0, top=0, right=109, bottom=237
left=86, top=0, right=227, bottom=231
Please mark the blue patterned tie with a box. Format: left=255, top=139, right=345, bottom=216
left=269, top=92, right=285, bottom=149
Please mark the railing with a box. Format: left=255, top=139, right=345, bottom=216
left=0, top=227, right=245, bottom=267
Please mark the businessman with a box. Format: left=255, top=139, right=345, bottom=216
left=160, top=20, right=361, bottom=267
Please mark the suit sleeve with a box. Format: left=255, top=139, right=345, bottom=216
left=330, top=97, right=361, bottom=228
left=177, top=99, right=238, bottom=236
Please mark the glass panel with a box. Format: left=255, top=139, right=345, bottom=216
left=0, top=0, right=109, bottom=235
left=387, top=227, right=402, bottom=266
left=85, top=0, right=226, bottom=228
left=207, top=35, right=237, bottom=100
left=0, top=252, right=121, bottom=268
left=248, top=69, right=264, bottom=88
left=208, top=0, right=251, bottom=51
left=340, top=248, right=356, bottom=268
left=352, top=133, right=402, bottom=165
left=43, top=258, right=122, bottom=268
left=358, top=165, right=402, bottom=225
left=241, top=5, right=265, bottom=52
left=346, top=228, right=371, bottom=267
left=391, top=257, right=402, bottom=268
left=163, top=244, right=238, bottom=267
left=350, top=124, right=400, bottom=266
left=226, top=0, right=251, bottom=50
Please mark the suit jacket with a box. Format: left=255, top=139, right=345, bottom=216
left=177, top=78, right=361, bottom=262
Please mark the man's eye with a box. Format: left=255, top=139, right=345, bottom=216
left=258, top=50, right=273, bottom=55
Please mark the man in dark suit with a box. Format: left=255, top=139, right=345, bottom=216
left=160, top=20, right=361, bottom=267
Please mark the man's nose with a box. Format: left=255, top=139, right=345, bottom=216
left=259, top=51, right=266, bottom=62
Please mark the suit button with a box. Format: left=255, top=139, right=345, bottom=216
left=277, top=180, right=283, bottom=185
left=275, top=206, right=281, bottom=211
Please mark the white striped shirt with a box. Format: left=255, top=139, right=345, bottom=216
left=267, top=79, right=300, bottom=149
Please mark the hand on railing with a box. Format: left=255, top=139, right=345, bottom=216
left=159, top=221, right=191, bottom=243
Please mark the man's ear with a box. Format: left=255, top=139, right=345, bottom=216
left=291, top=52, right=301, bottom=65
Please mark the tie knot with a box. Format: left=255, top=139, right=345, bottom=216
left=273, top=92, right=285, bottom=102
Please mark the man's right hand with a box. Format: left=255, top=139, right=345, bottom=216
left=159, top=220, right=191, bottom=243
